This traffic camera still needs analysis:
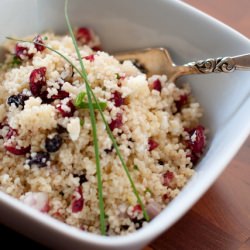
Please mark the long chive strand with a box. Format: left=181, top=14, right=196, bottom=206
left=64, top=0, right=106, bottom=235
left=7, top=30, right=149, bottom=224
left=6, top=36, right=149, bottom=221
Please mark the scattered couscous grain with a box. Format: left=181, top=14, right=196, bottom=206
left=0, top=28, right=206, bottom=235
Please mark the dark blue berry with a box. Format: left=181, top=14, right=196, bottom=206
left=28, top=151, right=50, bottom=167
left=45, top=134, right=63, bottom=152
left=73, top=174, right=88, bottom=184
left=7, top=94, right=28, bottom=109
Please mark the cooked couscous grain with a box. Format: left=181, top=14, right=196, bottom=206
left=0, top=28, right=206, bottom=235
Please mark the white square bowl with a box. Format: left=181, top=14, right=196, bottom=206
left=0, top=0, right=249, bottom=249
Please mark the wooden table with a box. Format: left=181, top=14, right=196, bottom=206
left=0, top=1, right=249, bottom=250
left=147, top=1, right=250, bottom=249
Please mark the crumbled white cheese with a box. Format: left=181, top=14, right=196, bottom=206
left=67, top=117, right=80, bottom=141
left=20, top=192, right=49, bottom=212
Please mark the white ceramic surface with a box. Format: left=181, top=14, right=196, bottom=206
left=0, top=0, right=249, bottom=249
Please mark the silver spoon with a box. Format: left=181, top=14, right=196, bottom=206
left=114, top=48, right=250, bottom=82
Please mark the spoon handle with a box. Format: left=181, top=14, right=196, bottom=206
left=184, top=53, right=250, bottom=74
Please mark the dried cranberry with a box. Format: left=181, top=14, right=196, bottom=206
left=132, top=204, right=142, bottom=213
left=162, top=171, right=174, bottom=186
left=175, top=94, right=188, bottom=112
left=6, top=127, right=17, bottom=139
left=15, top=43, right=33, bottom=60
left=33, top=35, right=45, bottom=52
left=151, top=79, right=162, bottom=92
left=110, top=91, right=124, bottom=107
left=41, top=202, right=50, bottom=213
left=109, top=113, right=123, bottom=131
left=92, top=46, right=102, bottom=51
left=187, top=152, right=199, bottom=165
left=7, top=94, right=28, bottom=109
left=57, top=100, right=76, bottom=117
left=72, top=187, right=84, bottom=213
left=29, top=67, right=47, bottom=97
left=148, top=138, right=159, bottom=151
left=5, top=145, right=31, bottom=155
left=39, top=91, right=53, bottom=104
left=45, top=134, right=63, bottom=153
left=51, top=90, right=69, bottom=100
left=186, top=125, right=205, bottom=154
left=83, top=54, right=95, bottom=62
left=162, top=193, right=169, bottom=202
left=28, top=151, right=50, bottom=167
left=76, top=27, right=92, bottom=44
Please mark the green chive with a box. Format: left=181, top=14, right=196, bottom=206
left=75, top=92, right=86, bottom=107
left=77, top=101, right=107, bottom=110
left=9, top=55, right=22, bottom=68
left=80, top=118, right=84, bottom=127
left=64, top=0, right=106, bottom=235
left=6, top=0, right=149, bottom=227
left=7, top=36, right=149, bottom=222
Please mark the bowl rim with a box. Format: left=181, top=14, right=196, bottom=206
left=0, top=0, right=250, bottom=248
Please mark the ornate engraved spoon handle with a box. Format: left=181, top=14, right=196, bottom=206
left=184, top=54, right=250, bottom=74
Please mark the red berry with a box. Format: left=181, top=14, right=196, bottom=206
left=175, top=94, right=188, bottom=112
left=41, top=202, right=50, bottom=213
left=92, top=46, right=102, bottom=51
left=76, top=27, right=92, bottom=44
left=29, top=67, right=47, bottom=97
left=162, top=171, right=174, bottom=186
left=148, top=138, right=159, bottom=151
left=187, top=125, right=205, bottom=154
left=162, top=193, right=169, bottom=202
left=151, top=79, right=162, bottom=92
left=110, top=91, right=124, bottom=107
left=5, top=145, right=31, bottom=155
left=187, top=152, right=199, bottom=164
left=51, top=90, right=69, bottom=100
left=72, top=187, right=84, bottom=213
left=15, top=43, right=33, bottom=60
left=132, top=204, right=142, bottom=213
left=57, top=100, right=76, bottom=117
left=83, top=54, right=95, bottom=62
left=6, top=127, right=17, bottom=139
left=33, top=35, right=45, bottom=52
left=109, top=113, right=123, bottom=131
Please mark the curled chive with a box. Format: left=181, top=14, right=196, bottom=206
left=75, top=92, right=86, bottom=107
left=6, top=0, right=149, bottom=232
left=77, top=101, right=107, bottom=110
left=75, top=92, right=107, bottom=110
left=7, top=35, right=150, bottom=224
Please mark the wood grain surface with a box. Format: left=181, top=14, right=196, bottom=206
left=0, top=1, right=249, bottom=250
left=147, top=1, right=250, bottom=250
